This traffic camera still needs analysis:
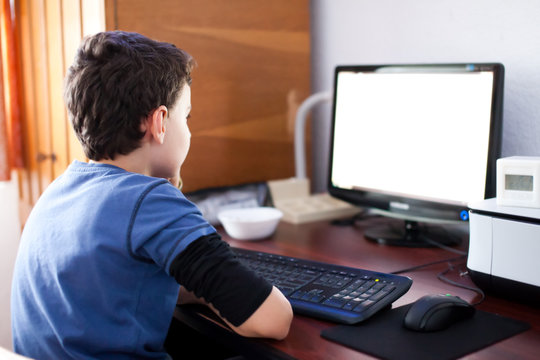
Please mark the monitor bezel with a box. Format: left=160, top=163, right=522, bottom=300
left=327, top=63, right=504, bottom=223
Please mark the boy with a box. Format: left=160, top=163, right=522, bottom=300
left=11, top=31, right=292, bottom=359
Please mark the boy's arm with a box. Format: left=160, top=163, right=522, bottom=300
left=177, top=286, right=206, bottom=305
left=216, top=286, right=292, bottom=339
left=170, top=234, right=292, bottom=340
left=178, top=285, right=292, bottom=339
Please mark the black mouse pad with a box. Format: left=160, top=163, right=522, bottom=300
left=321, top=304, right=530, bottom=360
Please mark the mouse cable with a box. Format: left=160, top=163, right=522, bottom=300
left=390, top=254, right=467, bottom=275
left=437, top=261, right=486, bottom=306
left=421, top=236, right=468, bottom=256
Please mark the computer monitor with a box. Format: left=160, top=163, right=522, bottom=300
left=328, top=63, right=504, bottom=247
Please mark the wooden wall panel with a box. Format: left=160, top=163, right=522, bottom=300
left=45, top=0, right=69, bottom=181
left=15, top=0, right=40, bottom=213
left=106, top=0, right=310, bottom=192
left=61, top=0, right=84, bottom=164
left=28, top=0, right=53, bottom=193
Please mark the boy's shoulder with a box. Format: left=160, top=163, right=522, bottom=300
left=49, top=160, right=182, bottom=206
left=67, top=160, right=168, bottom=186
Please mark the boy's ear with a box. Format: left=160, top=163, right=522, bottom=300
left=148, top=105, right=168, bottom=144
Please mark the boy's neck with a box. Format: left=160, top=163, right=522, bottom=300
left=91, top=147, right=151, bottom=176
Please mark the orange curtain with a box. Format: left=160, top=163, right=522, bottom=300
left=0, top=0, right=23, bottom=181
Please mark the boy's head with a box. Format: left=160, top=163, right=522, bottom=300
left=64, top=31, right=195, bottom=161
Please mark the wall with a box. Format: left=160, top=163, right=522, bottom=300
left=0, top=174, right=21, bottom=350
left=310, top=0, right=540, bottom=192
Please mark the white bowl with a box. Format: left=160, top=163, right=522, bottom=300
left=217, top=207, right=283, bottom=240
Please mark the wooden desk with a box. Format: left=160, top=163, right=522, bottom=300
left=174, top=217, right=540, bottom=359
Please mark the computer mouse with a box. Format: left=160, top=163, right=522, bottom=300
left=403, top=294, right=476, bottom=332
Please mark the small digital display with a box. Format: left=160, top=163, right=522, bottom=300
left=505, top=174, right=533, bottom=191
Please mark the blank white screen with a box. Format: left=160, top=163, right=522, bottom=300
left=331, top=70, right=494, bottom=205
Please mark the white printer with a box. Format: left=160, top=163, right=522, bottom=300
left=468, top=198, right=540, bottom=304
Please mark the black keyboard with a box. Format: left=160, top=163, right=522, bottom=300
left=233, top=247, right=412, bottom=324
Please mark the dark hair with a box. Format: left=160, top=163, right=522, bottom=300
left=64, top=31, right=195, bottom=160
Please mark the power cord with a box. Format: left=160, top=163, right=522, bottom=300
left=437, top=261, right=486, bottom=306
left=391, top=255, right=486, bottom=306
left=390, top=255, right=467, bottom=275
left=421, top=236, right=468, bottom=256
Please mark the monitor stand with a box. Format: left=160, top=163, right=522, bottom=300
left=364, top=220, right=462, bottom=247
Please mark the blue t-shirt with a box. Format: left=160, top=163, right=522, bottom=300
left=11, top=161, right=216, bottom=359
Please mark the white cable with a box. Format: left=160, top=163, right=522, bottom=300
left=294, top=91, right=332, bottom=179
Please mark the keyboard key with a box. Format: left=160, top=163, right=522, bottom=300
left=291, top=290, right=306, bottom=299
left=310, top=294, right=325, bottom=303
left=278, top=286, right=295, bottom=296
left=369, top=290, right=388, bottom=301
left=353, top=299, right=375, bottom=312
left=323, top=297, right=348, bottom=308
left=372, top=282, right=386, bottom=290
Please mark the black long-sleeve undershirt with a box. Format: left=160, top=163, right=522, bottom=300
left=169, top=233, right=272, bottom=326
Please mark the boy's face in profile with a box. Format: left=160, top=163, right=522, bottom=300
left=154, top=84, right=192, bottom=180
